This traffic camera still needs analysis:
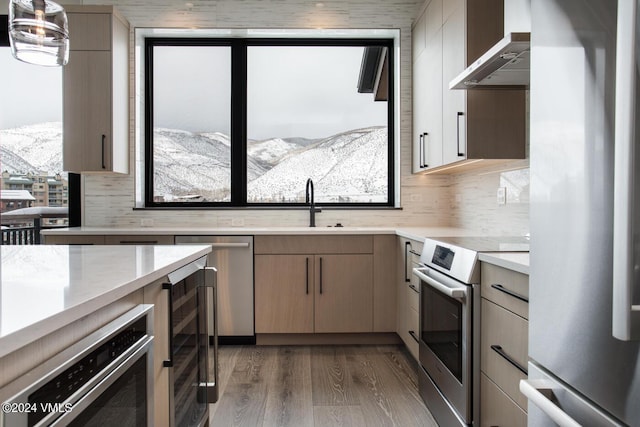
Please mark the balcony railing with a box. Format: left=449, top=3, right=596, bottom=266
left=1, top=207, right=69, bottom=245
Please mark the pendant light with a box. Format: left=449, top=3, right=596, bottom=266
left=8, top=0, right=69, bottom=66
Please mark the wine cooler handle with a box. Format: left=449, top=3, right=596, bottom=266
left=162, top=282, right=174, bottom=367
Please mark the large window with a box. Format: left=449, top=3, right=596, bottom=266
left=145, top=38, right=394, bottom=207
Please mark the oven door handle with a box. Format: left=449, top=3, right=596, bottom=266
left=413, top=268, right=467, bottom=299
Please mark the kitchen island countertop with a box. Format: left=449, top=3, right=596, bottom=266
left=0, top=244, right=212, bottom=358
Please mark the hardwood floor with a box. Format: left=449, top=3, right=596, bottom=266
left=209, top=345, right=438, bottom=427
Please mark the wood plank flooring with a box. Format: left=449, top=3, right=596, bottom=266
left=209, top=345, right=438, bottom=427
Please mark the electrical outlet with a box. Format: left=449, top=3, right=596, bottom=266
left=497, top=187, right=507, bottom=205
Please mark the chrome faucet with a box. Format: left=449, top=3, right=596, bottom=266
left=305, top=178, right=322, bottom=227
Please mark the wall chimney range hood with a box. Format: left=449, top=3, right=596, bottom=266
left=449, top=32, right=530, bottom=90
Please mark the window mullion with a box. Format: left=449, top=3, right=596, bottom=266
left=230, top=40, right=247, bottom=205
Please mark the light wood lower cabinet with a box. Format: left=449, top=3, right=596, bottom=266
left=255, top=253, right=373, bottom=333
left=396, top=236, right=423, bottom=360
left=254, top=235, right=377, bottom=334
left=480, top=261, right=529, bottom=426
left=143, top=277, right=171, bottom=427
left=481, top=373, right=527, bottom=427
left=255, top=255, right=314, bottom=333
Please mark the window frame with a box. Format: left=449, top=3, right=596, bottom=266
left=144, top=37, right=395, bottom=208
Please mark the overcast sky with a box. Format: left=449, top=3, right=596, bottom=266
left=154, top=45, right=387, bottom=140
left=1, top=45, right=387, bottom=141
left=0, top=48, right=62, bottom=129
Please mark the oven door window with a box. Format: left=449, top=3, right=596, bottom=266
left=421, top=283, right=463, bottom=382
left=68, top=356, right=147, bottom=427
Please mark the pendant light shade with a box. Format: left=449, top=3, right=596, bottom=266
left=9, top=0, right=69, bottom=66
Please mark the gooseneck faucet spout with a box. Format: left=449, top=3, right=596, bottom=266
left=305, top=178, right=322, bottom=227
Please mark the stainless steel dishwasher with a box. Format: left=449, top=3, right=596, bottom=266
left=175, top=235, right=254, bottom=344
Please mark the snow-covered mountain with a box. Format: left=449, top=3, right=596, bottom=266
left=1, top=123, right=388, bottom=203
left=0, top=122, right=64, bottom=175
left=247, top=127, right=388, bottom=203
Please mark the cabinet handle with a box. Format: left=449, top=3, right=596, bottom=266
left=422, top=132, right=429, bottom=168
left=305, top=257, right=309, bottom=295
left=101, top=134, right=106, bottom=169
left=409, top=284, right=420, bottom=294
left=491, top=283, right=529, bottom=303
left=404, top=241, right=411, bottom=282
left=491, top=345, right=528, bottom=375
left=162, top=282, right=174, bottom=368
left=456, top=112, right=465, bottom=156
left=418, top=134, right=424, bottom=169
left=319, top=257, right=323, bottom=294
left=408, top=330, right=419, bottom=343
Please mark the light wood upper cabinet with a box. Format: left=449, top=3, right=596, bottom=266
left=412, top=0, right=526, bottom=174
left=63, top=6, right=129, bottom=174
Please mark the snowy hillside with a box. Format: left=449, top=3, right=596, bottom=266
left=0, top=122, right=64, bottom=175
left=1, top=123, right=388, bottom=203
left=247, top=127, right=387, bottom=203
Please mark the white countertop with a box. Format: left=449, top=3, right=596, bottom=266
left=0, top=244, right=212, bottom=358
left=478, top=252, right=530, bottom=275
left=42, top=226, right=478, bottom=241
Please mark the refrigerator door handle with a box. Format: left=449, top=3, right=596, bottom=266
left=519, top=379, right=581, bottom=427
left=613, top=0, right=640, bottom=341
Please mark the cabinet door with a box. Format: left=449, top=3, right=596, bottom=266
left=412, top=51, right=430, bottom=173
left=423, top=27, right=443, bottom=170
left=143, top=278, right=171, bottom=426
left=63, top=50, right=112, bottom=172
left=442, top=1, right=467, bottom=165
left=66, top=13, right=111, bottom=51
left=314, top=254, right=373, bottom=333
left=255, top=255, right=314, bottom=333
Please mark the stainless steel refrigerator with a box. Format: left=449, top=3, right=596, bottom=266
left=524, top=0, right=640, bottom=425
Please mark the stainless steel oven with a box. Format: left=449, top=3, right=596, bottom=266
left=412, top=236, right=529, bottom=427
left=413, top=264, right=478, bottom=427
left=0, top=305, right=154, bottom=427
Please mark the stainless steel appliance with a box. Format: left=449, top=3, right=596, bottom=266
left=413, top=236, right=529, bottom=426
left=521, top=1, right=640, bottom=425
left=0, top=305, right=154, bottom=426
left=175, top=235, right=254, bottom=344
left=164, top=257, right=217, bottom=427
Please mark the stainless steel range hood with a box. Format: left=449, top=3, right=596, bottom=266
left=449, top=32, right=530, bottom=90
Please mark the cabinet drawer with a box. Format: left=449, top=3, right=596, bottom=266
left=254, top=235, right=373, bottom=254
left=481, top=262, right=529, bottom=319
left=407, top=281, right=419, bottom=312
left=43, top=235, right=106, bottom=245
left=481, top=299, right=528, bottom=410
left=481, top=373, right=527, bottom=427
left=407, top=308, right=419, bottom=361
left=105, top=235, right=175, bottom=245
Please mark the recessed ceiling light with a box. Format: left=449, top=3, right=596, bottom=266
left=316, top=2, right=325, bottom=7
